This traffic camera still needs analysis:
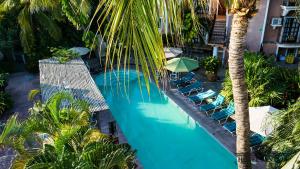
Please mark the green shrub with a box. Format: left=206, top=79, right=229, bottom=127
left=256, top=100, right=300, bottom=168
left=0, top=91, right=13, bottom=116
left=221, top=52, right=299, bottom=107
left=51, top=47, right=80, bottom=63
left=200, top=56, right=220, bottom=73
left=0, top=73, right=9, bottom=91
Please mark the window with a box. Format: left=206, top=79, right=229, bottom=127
left=282, top=17, right=300, bottom=43
left=283, top=0, right=296, bottom=6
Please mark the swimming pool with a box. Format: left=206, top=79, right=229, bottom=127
left=94, top=70, right=237, bottom=169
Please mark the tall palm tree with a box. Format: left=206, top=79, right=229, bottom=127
left=0, top=92, right=136, bottom=169
left=92, top=0, right=257, bottom=168
left=226, top=0, right=258, bottom=168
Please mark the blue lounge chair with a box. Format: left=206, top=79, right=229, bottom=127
left=223, top=121, right=236, bottom=135
left=199, top=94, right=225, bottom=115
left=188, top=89, right=217, bottom=105
left=178, top=81, right=203, bottom=96
left=250, top=133, right=265, bottom=147
left=211, top=101, right=235, bottom=124
left=171, top=72, right=195, bottom=87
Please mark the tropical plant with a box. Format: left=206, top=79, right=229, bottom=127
left=226, top=1, right=258, bottom=168
left=0, top=91, right=136, bottom=168
left=221, top=52, right=299, bottom=108
left=201, top=56, right=220, bottom=73
left=0, top=73, right=9, bottom=90
left=182, top=11, right=198, bottom=45
left=0, top=0, right=95, bottom=72
left=0, top=91, right=12, bottom=116
left=51, top=47, right=80, bottom=63
left=256, top=99, right=300, bottom=168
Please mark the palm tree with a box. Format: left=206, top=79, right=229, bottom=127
left=0, top=0, right=93, bottom=54
left=92, top=0, right=256, bottom=168
left=225, top=1, right=258, bottom=168
left=0, top=92, right=136, bottom=169
left=90, top=0, right=203, bottom=91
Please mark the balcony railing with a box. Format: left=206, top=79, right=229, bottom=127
left=280, top=17, right=300, bottom=43
left=282, top=0, right=296, bottom=6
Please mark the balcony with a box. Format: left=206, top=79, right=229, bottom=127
left=279, top=17, right=300, bottom=44
left=281, top=0, right=299, bottom=16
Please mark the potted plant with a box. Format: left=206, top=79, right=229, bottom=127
left=50, top=47, right=80, bottom=64
left=201, top=56, right=220, bottom=82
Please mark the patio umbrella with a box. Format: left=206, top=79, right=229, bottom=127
left=165, top=57, right=199, bottom=72
left=164, top=47, right=183, bottom=59
left=248, top=106, right=279, bottom=137
left=69, top=47, right=90, bottom=56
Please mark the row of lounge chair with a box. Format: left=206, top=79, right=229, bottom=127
left=172, top=72, right=266, bottom=147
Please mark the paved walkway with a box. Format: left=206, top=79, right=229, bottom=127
left=0, top=72, right=39, bottom=169
left=1, top=72, right=39, bottom=122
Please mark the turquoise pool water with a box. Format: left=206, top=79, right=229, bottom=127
left=94, top=70, right=237, bottom=169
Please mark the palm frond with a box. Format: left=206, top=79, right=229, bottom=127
left=90, top=0, right=203, bottom=92
left=35, top=12, right=62, bottom=41
left=18, top=6, right=35, bottom=54
left=28, top=89, right=40, bottom=101
left=28, top=0, right=59, bottom=14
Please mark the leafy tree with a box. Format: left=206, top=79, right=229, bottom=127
left=221, top=52, right=299, bottom=108
left=0, top=92, right=136, bottom=168
left=0, top=0, right=94, bottom=72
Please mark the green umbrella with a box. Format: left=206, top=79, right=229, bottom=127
left=165, top=57, right=199, bottom=72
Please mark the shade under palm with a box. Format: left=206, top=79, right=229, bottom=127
left=165, top=57, right=199, bottom=72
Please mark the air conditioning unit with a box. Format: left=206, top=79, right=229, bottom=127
left=271, top=18, right=283, bottom=28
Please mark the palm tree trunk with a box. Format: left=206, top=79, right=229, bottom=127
left=228, top=14, right=252, bottom=169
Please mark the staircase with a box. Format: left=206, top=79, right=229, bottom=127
left=208, top=17, right=226, bottom=46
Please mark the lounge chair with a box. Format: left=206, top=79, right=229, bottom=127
left=171, top=72, right=195, bottom=87
left=250, top=133, right=265, bottom=147
left=211, top=101, right=235, bottom=124
left=199, top=94, right=225, bottom=115
left=223, top=121, right=236, bottom=135
left=178, top=81, right=203, bottom=96
left=188, top=89, right=217, bottom=105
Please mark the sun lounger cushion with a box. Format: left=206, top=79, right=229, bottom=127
left=178, top=81, right=202, bottom=95
left=189, top=89, right=216, bottom=103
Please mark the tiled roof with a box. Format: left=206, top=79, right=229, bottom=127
left=39, top=58, right=109, bottom=112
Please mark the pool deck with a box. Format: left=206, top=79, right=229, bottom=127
left=165, top=89, right=265, bottom=169
left=102, top=69, right=266, bottom=169
left=164, top=70, right=265, bottom=169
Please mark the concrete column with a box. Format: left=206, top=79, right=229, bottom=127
left=213, top=46, right=218, bottom=58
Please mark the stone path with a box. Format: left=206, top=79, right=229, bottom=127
left=1, top=72, right=39, bottom=122
left=0, top=72, right=39, bottom=169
